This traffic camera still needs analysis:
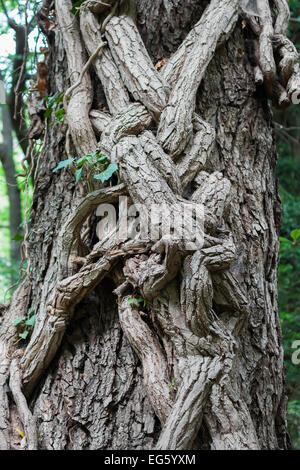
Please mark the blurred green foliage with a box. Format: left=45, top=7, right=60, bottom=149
left=278, top=191, right=300, bottom=449
left=277, top=2, right=300, bottom=438
left=0, top=148, right=28, bottom=300
left=273, top=0, right=300, bottom=448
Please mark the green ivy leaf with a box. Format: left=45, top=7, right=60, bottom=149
left=54, top=108, right=65, bottom=121
left=54, top=93, right=64, bottom=104
left=14, top=317, right=25, bottom=327
left=75, top=168, right=83, bottom=184
left=12, top=233, right=24, bottom=242
left=44, top=107, right=53, bottom=119
left=75, top=155, right=92, bottom=167
left=97, top=155, right=108, bottom=164
left=90, top=151, right=99, bottom=158
left=19, top=330, right=29, bottom=340
left=128, top=296, right=146, bottom=307
left=53, top=158, right=74, bottom=173
left=25, top=315, right=36, bottom=327
left=169, top=379, right=175, bottom=391
left=93, top=163, right=118, bottom=183
left=44, top=94, right=64, bottom=119
left=291, top=229, right=300, bottom=242
left=75, top=157, right=86, bottom=168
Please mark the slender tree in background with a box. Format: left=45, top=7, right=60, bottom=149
left=0, top=0, right=35, bottom=269
left=0, top=98, right=22, bottom=266
left=0, top=0, right=299, bottom=450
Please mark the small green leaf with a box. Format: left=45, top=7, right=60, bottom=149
left=75, top=168, right=83, bottom=184
left=12, top=233, right=24, bottom=242
left=19, top=330, right=29, bottom=340
left=53, top=158, right=74, bottom=173
left=44, top=107, right=53, bottom=119
left=291, top=229, right=300, bottom=242
left=54, top=108, right=65, bottom=121
left=169, top=379, right=175, bottom=391
left=97, top=155, right=108, bottom=164
left=14, top=317, right=25, bottom=327
left=54, top=93, right=64, bottom=104
left=75, top=157, right=86, bottom=168
left=93, top=163, right=118, bottom=183
left=75, top=156, right=90, bottom=168
left=25, top=315, right=36, bottom=327
left=128, top=296, right=146, bottom=308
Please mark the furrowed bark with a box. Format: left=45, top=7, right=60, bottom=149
left=104, top=8, right=170, bottom=119
left=0, top=280, right=31, bottom=449
left=118, top=296, right=173, bottom=424
left=55, top=0, right=97, bottom=155
left=157, top=0, right=238, bottom=157
left=80, top=7, right=130, bottom=115
left=9, top=356, right=38, bottom=449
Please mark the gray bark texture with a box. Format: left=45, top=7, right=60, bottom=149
left=0, top=0, right=294, bottom=450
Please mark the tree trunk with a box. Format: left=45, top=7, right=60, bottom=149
left=0, top=103, right=22, bottom=266
left=0, top=0, right=295, bottom=450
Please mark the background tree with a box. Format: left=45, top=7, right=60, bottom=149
left=0, top=0, right=299, bottom=450
left=0, top=94, right=22, bottom=267
left=0, top=0, right=41, bottom=277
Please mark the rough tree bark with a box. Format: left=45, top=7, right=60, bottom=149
left=0, top=0, right=296, bottom=450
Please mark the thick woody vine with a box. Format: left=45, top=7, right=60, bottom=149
left=0, top=0, right=299, bottom=450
